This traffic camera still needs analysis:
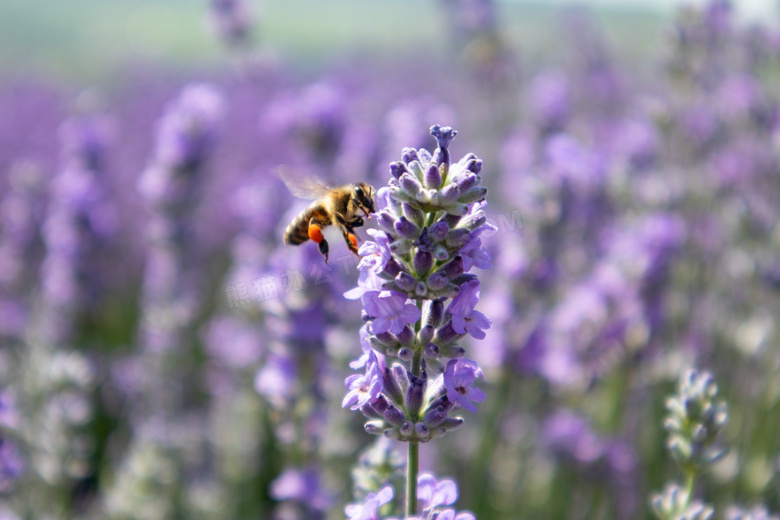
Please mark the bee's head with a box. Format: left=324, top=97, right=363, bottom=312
left=353, top=182, right=376, bottom=216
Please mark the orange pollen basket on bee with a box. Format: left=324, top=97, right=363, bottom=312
left=308, top=224, right=324, bottom=243
left=347, top=233, right=358, bottom=250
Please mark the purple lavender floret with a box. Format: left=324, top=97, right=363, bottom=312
left=270, top=466, right=333, bottom=513
left=343, top=352, right=384, bottom=410
left=0, top=393, right=18, bottom=431
left=417, top=472, right=458, bottom=510
left=0, top=393, right=21, bottom=494
left=385, top=473, right=476, bottom=520
left=447, top=280, right=492, bottom=340
left=343, top=125, right=491, bottom=443
left=443, top=359, right=485, bottom=413
left=364, top=292, right=422, bottom=335
left=345, top=485, right=395, bottom=520
left=254, top=353, right=297, bottom=408
left=359, top=229, right=393, bottom=275
left=0, top=440, right=23, bottom=493
left=434, top=512, right=477, bottom=520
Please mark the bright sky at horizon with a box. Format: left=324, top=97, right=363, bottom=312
left=503, top=0, right=777, bottom=20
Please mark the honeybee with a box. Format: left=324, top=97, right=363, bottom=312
left=279, top=171, right=376, bottom=263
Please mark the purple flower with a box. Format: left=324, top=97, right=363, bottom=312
left=0, top=392, right=19, bottom=429
left=613, top=117, right=658, bottom=168
left=436, top=509, right=477, bottom=520
left=460, top=225, right=495, bottom=271
left=149, top=83, right=224, bottom=171
left=438, top=511, right=476, bottom=520
left=263, top=82, right=347, bottom=160
left=418, top=473, right=458, bottom=511
left=364, top=291, right=421, bottom=335
left=528, top=69, right=570, bottom=128
left=435, top=511, right=476, bottom=520
left=545, top=133, right=605, bottom=190
left=447, top=280, right=492, bottom=339
left=385, top=472, right=477, bottom=520
left=443, top=359, right=486, bottom=413
left=345, top=485, right=394, bottom=520
left=0, top=440, right=23, bottom=492
left=358, top=229, right=392, bottom=275
left=344, top=125, right=491, bottom=443
left=374, top=186, right=395, bottom=211
left=254, top=354, right=297, bottom=407
left=270, top=466, right=332, bottom=511
left=287, top=302, right=327, bottom=343
left=680, top=103, right=718, bottom=146
left=349, top=324, right=374, bottom=369
left=203, top=316, right=263, bottom=368
left=538, top=345, right=581, bottom=388
left=343, top=352, right=383, bottom=410
left=543, top=410, right=604, bottom=465
left=344, top=269, right=384, bottom=300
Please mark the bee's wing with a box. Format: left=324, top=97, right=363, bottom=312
left=275, top=166, right=333, bottom=200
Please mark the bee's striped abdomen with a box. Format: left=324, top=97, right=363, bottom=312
left=283, top=203, right=331, bottom=245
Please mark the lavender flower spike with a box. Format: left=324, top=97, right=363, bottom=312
left=650, top=369, right=728, bottom=520
left=343, top=125, right=491, bottom=518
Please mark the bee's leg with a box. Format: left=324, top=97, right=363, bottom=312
left=318, top=240, right=329, bottom=263
left=348, top=216, right=365, bottom=229
left=308, top=219, right=329, bottom=263
left=335, top=213, right=360, bottom=256
left=345, top=217, right=365, bottom=247
left=343, top=226, right=359, bottom=256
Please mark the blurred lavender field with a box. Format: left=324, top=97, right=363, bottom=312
left=1, top=1, right=780, bottom=519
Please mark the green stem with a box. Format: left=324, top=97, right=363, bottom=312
left=406, top=441, right=420, bottom=518
left=406, top=299, right=425, bottom=517
left=684, top=470, right=696, bottom=503
left=411, top=300, right=424, bottom=376
left=425, top=212, right=436, bottom=230
left=411, top=348, right=423, bottom=380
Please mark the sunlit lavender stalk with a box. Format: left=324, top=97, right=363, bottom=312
left=137, top=81, right=223, bottom=425
left=37, top=110, right=114, bottom=346
left=0, top=390, right=22, bottom=495
left=0, top=161, right=45, bottom=340
left=10, top=110, right=112, bottom=517
left=650, top=369, right=728, bottom=520
left=104, top=84, right=223, bottom=520
left=343, top=125, right=490, bottom=517
left=138, top=83, right=223, bottom=358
